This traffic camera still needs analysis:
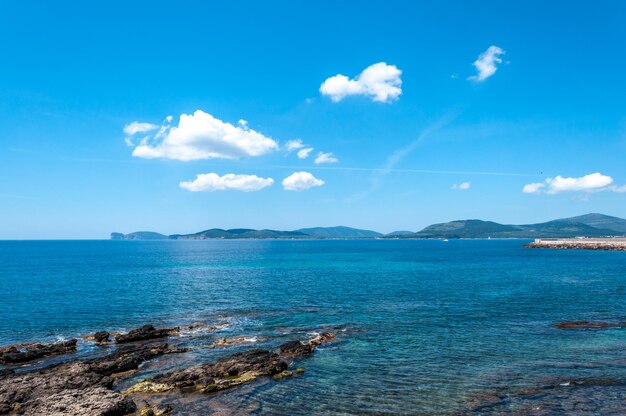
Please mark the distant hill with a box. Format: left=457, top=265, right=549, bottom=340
left=558, top=213, right=626, bottom=233
left=111, top=214, right=626, bottom=240
left=404, top=215, right=625, bottom=239
left=111, top=231, right=168, bottom=240
left=296, top=226, right=382, bottom=238
left=417, top=220, right=520, bottom=238
left=386, top=230, right=415, bottom=236
left=170, top=229, right=310, bottom=240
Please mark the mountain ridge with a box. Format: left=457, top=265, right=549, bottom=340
left=111, top=213, right=626, bottom=240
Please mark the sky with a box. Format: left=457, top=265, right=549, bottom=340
left=1, top=1, right=626, bottom=239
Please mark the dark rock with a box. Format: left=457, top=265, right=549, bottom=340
left=0, top=370, right=13, bottom=379
left=94, top=331, right=110, bottom=343
left=88, top=343, right=186, bottom=376
left=277, top=340, right=312, bottom=356
left=129, top=349, right=288, bottom=394
left=128, top=333, right=338, bottom=395
left=0, top=343, right=184, bottom=415
left=115, top=325, right=179, bottom=343
left=0, top=339, right=77, bottom=364
left=555, top=321, right=626, bottom=330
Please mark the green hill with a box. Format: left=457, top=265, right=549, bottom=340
left=170, top=229, right=310, bottom=239
left=405, top=215, right=625, bottom=239
left=296, top=226, right=382, bottom=238
left=558, top=213, right=626, bottom=233
left=110, top=213, right=626, bottom=240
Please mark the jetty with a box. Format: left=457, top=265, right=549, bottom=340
left=525, top=238, right=626, bottom=251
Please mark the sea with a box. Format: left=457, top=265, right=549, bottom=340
left=1, top=239, right=626, bottom=415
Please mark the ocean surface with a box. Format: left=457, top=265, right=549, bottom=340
left=1, top=239, right=626, bottom=415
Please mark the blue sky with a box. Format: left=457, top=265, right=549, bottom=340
left=1, top=1, right=626, bottom=238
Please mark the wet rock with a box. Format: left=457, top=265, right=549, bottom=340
left=94, top=331, right=111, bottom=343
left=127, top=349, right=288, bottom=394
left=308, top=332, right=335, bottom=347
left=0, top=339, right=77, bottom=364
left=555, top=321, right=626, bottom=330
left=128, top=333, right=337, bottom=396
left=187, top=322, right=205, bottom=330
left=88, top=343, right=188, bottom=376
left=0, top=343, right=184, bottom=415
left=277, top=340, right=312, bottom=356
left=137, top=402, right=172, bottom=416
left=273, top=368, right=305, bottom=380
left=211, top=336, right=266, bottom=348
left=277, top=332, right=335, bottom=358
left=115, top=325, right=179, bottom=343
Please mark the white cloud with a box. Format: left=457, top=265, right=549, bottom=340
left=522, top=182, right=546, bottom=194
left=523, top=172, right=623, bottom=194
left=179, top=173, right=274, bottom=192
left=130, top=110, right=279, bottom=161
left=297, top=147, right=314, bottom=159
left=320, top=62, right=402, bottom=103
left=452, top=182, right=471, bottom=190
left=468, top=46, right=505, bottom=82
left=123, top=121, right=158, bottom=136
left=314, top=152, right=338, bottom=164
left=285, top=139, right=304, bottom=152
left=282, top=171, right=325, bottom=191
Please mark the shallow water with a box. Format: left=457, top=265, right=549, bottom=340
left=1, top=239, right=626, bottom=414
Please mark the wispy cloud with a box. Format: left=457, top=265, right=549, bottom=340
left=285, top=139, right=305, bottom=152
left=345, top=112, right=458, bottom=201
left=320, top=62, right=402, bottom=103
left=314, top=152, right=338, bottom=164
left=452, top=182, right=471, bottom=190
left=297, top=147, right=314, bottom=159
left=468, top=46, right=505, bottom=82
left=123, top=121, right=158, bottom=136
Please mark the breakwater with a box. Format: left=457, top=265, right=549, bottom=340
left=525, top=238, right=626, bottom=251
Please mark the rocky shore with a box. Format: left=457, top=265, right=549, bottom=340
left=0, top=324, right=338, bottom=415
left=524, top=238, right=626, bottom=251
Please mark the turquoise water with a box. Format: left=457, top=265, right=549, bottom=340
left=1, top=239, right=626, bottom=414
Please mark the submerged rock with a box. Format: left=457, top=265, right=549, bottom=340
left=277, top=332, right=335, bottom=357
left=128, top=349, right=288, bottom=394
left=465, top=377, right=626, bottom=414
left=0, top=343, right=184, bottom=415
left=0, top=339, right=77, bottom=364
left=127, top=332, right=337, bottom=396
left=137, top=402, right=172, bottom=416
left=555, top=321, right=626, bottom=330
left=115, top=325, right=179, bottom=343
left=211, top=336, right=267, bottom=348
